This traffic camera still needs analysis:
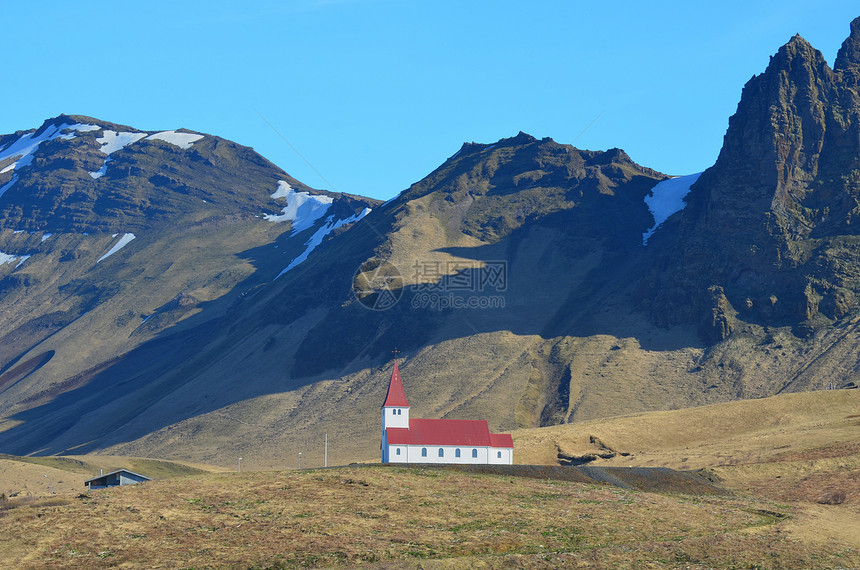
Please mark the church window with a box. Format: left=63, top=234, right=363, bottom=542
left=397, top=409, right=401, bottom=415
left=421, top=448, right=427, bottom=457
left=472, top=449, right=478, bottom=458
left=438, top=448, right=444, bottom=457
left=497, top=451, right=502, bottom=459
left=455, top=449, right=461, bottom=458
left=396, top=448, right=401, bottom=456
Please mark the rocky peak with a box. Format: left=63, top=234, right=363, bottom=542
left=509, top=131, right=539, bottom=144
left=0, top=115, right=358, bottom=234
left=835, top=16, right=860, bottom=84
left=640, top=16, right=860, bottom=342
left=704, top=30, right=836, bottom=240
left=36, top=114, right=137, bottom=136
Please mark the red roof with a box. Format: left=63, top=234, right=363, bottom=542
left=382, top=360, right=409, bottom=407
left=386, top=418, right=513, bottom=448
left=489, top=433, right=514, bottom=448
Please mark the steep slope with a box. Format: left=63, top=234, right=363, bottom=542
left=641, top=18, right=860, bottom=344
left=0, top=130, right=677, bottom=466
left=0, top=115, right=376, bottom=424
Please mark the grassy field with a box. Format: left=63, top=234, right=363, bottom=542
left=512, top=389, right=860, bottom=556
left=0, top=455, right=217, bottom=497
left=1, top=465, right=856, bottom=569
left=0, top=389, right=856, bottom=568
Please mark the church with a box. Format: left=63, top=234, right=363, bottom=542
left=380, top=359, right=513, bottom=464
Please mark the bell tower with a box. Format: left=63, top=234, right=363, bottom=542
left=381, top=358, right=410, bottom=431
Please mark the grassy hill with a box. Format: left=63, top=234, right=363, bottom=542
left=0, top=454, right=217, bottom=497
left=0, top=389, right=856, bottom=567
left=513, top=388, right=860, bottom=554
left=0, top=464, right=855, bottom=568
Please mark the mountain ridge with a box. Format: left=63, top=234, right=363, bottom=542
left=1, top=17, right=860, bottom=468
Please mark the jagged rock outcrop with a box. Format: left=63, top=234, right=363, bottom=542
left=835, top=16, right=860, bottom=84
left=641, top=17, right=860, bottom=339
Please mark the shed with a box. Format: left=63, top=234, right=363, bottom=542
left=84, top=469, right=151, bottom=489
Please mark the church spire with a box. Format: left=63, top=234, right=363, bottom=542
left=382, top=358, right=409, bottom=408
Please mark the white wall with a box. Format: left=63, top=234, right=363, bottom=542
left=386, top=445, right=408, bottom=463
left=488, top=447, right=513, bottom=465
left=405, top=444, right=487, bottom=464
left=381, top=406, right=409, bottom=430
left=381, top=440, right=513, bottom=465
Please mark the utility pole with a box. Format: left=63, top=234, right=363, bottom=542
left=325, top=433, right=328, bottom=468
left=238, top=457, right=242, bottom=473
left=298, top=452, right=302, bottom=470
left=43, top=474, right=53, bottom=495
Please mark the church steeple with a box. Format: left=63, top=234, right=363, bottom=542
left=382, top=359, right=409, bottom=408
left=381, top=354, right=409, bottom=440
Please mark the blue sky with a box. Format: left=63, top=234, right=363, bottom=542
left=1, top=2, right=857, bottom=200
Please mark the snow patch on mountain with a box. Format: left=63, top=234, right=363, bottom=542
left=269, top=180, right=294, bottom=200
left=0, top=123, right=98, bottom=174
left=379, top=192, right=400, bottom=209
left=642, top=172, right=702, bottom=245
left=96, top=131, right=147, bottom=155
left=0, top=251, right=29, bottom=268
left=276, top=208, right=371, bottom=278
left=89, top=130, right=148, bottom=178
left=90, top=158, right=111, bottom=179
left=97, top=233, right=136, bottom=263
left=264, top=181, right=334, bottom=235
left=146, top=131, right=204, bottom=149
left=0, top=174, right=19, bottom=198
left=41, top=233, right=52, bottom=242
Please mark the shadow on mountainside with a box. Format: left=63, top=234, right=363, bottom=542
left=0, top=206, right=397, bottom=455
left=0, top=189, right=701, bottom=457
left=289, top=204, right=703, bottom=378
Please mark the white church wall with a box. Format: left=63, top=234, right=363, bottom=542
left=381, top=406, right=409, bottom=430
left=382, top=442, right=512, bottom=465
left=404, top=444, right=489, bottom=464
left=488, top=447, right=513, bottom=465
left=386, top=445, right=408, bottom=463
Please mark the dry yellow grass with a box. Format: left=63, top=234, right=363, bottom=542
left=0, top=458, right=80, bottom=497
left=0, top=454, right=218, bottom=498
left=1, top=389, right=857, bottom=567
left=511, top=389, right=859, bottom=467
left=0, top=465, right=856, bottom=569
left=512, top=389, right=860, bottom=552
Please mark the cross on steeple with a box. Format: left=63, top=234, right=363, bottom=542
left=391, top=347, right=400, bottom=362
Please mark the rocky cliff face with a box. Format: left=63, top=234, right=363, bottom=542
left=641, top=17, right=860, bottom=342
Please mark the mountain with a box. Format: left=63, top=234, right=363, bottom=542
left=641, top=19, right=860, bottom=346
left=0, top=115, right=377, bottom=452
left=0, top=123, right=674, bottom=466
left=1, top=17, right=860, bottom=469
